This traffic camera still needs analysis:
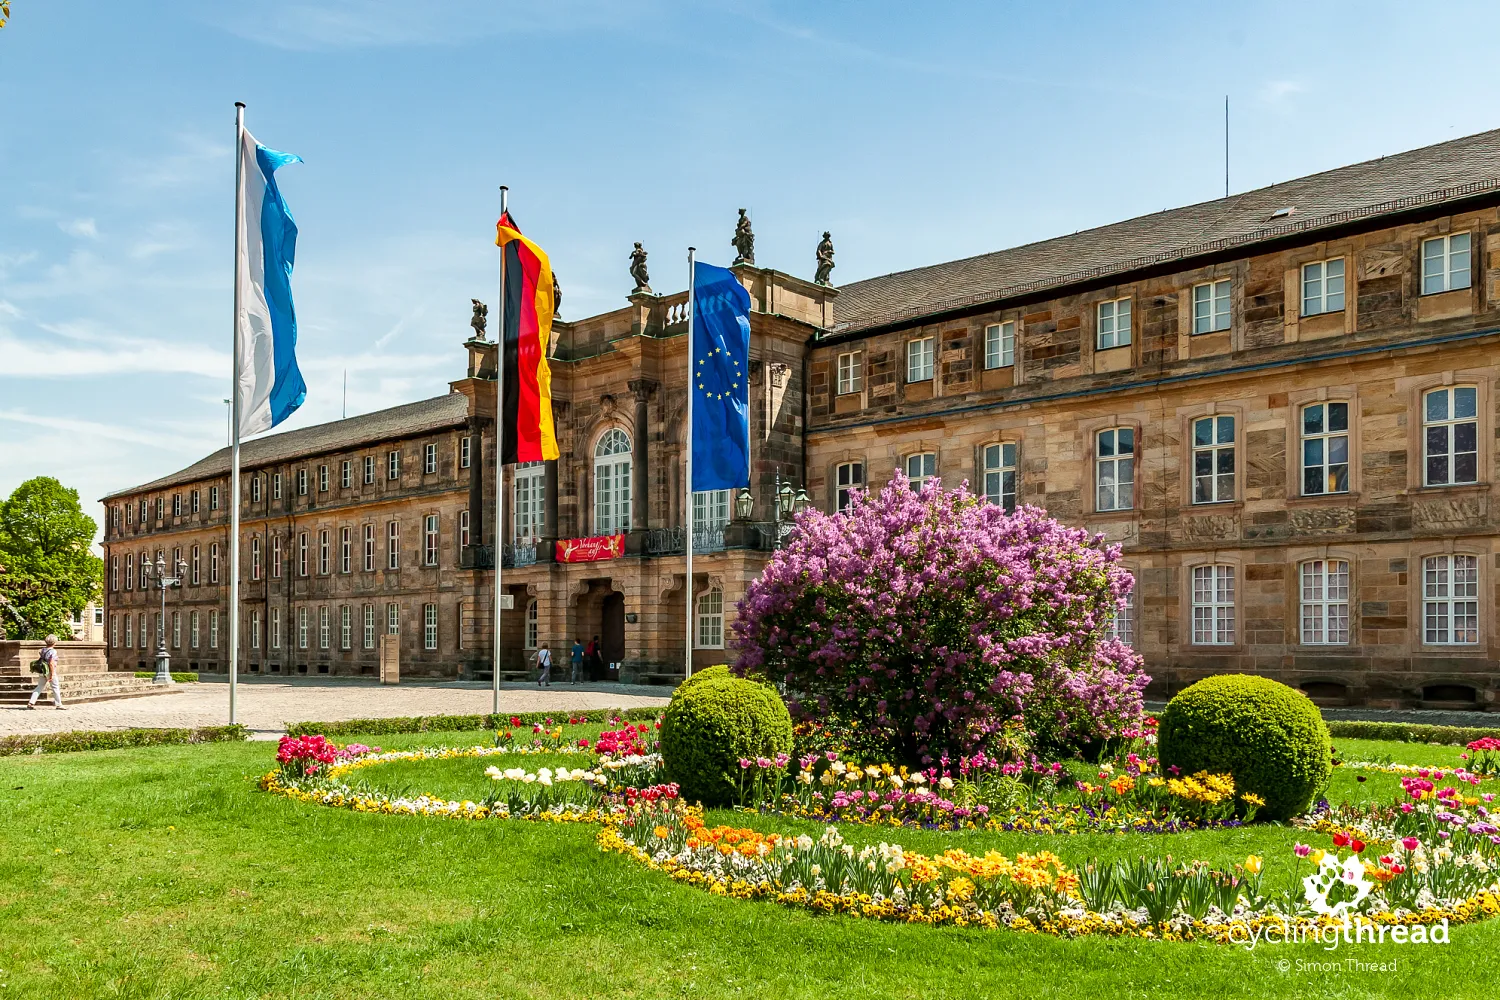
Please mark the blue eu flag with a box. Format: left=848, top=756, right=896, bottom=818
left=691, top=261, right=752, bottom=491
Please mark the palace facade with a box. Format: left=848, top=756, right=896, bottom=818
left=103, top=129, right=1500, bottom=709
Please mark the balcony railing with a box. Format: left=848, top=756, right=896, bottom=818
left=503, top=541, right=538, bottom=568
left=645, top=524, right=727, bottom=556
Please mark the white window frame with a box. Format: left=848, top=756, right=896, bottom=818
left=1191, top=280, right=1231, bottom=334
left=172, top=611, right=181, bottom=649
left=424, top=443, right=437, bottom=475
left=110, top=614, right=118, bottom=648
left=984, top=321, right=1015, bottom=369
left=209, top=609, right=218, bottom=649
left=424, top=514, right=440, bottom=566
left=298, top=607, right=309, bottom=650
left=387, top=602, right=401, bottom=635
left=1423, top=386, right=1479, bottom=487
left=387, top=450, right=401, bottom=481
left=524, top=599, right=538, bottom=650
left=251, top=476, right=262, bottom=503
left=514, top=462, right=546, bottom=542
left=1423, top=554, right=1479, bottom=645
left=1191, top=415, right=1236, bottom=504
left=906, top=337, right=935, bottom=383
left=272, top=535, right=282, bottom=578
left=319, top=606, right=330, bottom=650
left=459, top=510, right=470, bottom=549
left=835, top=462, right=864, bottom=512
left=318, top=529, right=330, bottom=575
left=173, top=494, right=182, bottom=517
left=1191, top=565, right=1235, bottom=645
left=1094, top=427, right=1135, bottom=512
left=1299, top=559, right=1350, bottom=645
left=251, top=537, right=262, bottom=580
left=318, top=465, right=329, bottom=493
left=191, top=545, right=201, bottom=585
left=190, top=610, right=200, bottom=649
left=1301, top=258, right=1345, bottom=316
left=460, top=436, right=472, bottom=469
left=693, top=490, right=730, bottom=531
left=593, top=429, right=632, bottom=534
left=983, top=442, right=1017, bottom=512
left=272, top=473, right=282, bottom=500
left=190, top=490, right=199, bottom=514
left=1301, top=401, right=1351, bottom=496
left=339, top=605, right=351, bottom=650
left=363, top=524, right=374, bottom=572
left=836, top=352, right=862, bottom=395
left=297, top=469, right=308, bottom=496
left=251, top=610, right=261, bottom=650
left=340, top=527, right=351, bottom=573
left=1106, top=586, right=1134, bottom=648
left=904, top=452, right=937, bottom=490
left=363, top=456, right=375, bottom=484
left=387, top=521, right=400, bottom=569
left=124, top=613, right=133, bottom=649
left=298, top=533, right=308, bottom=577
left=209, top=542, right=219, bottom=583
left=424, top=603, right=438, bottom=650
left=341, top=460, right=352, bottom=488
left=1097, top=298, right=1132, bottom=349
left=271, top=608, right=281, bottom=650
left=696, top=588, right=724, bottom=649
left=1421, top=233, right=1471, bottom=295
left=363, top=604, right=375, bottom=649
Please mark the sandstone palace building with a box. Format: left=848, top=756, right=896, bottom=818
left=103, top=130, right=1500, bottom=710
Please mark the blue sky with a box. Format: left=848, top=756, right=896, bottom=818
left=4, top=0, right=1500, bottom=541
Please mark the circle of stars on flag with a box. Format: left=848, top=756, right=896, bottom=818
left=697, top=345, right=743, bottom=401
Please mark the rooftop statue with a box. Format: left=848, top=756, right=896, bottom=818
left=815, top=231, right=835, bottom=285
left=731, top=208, right=755, bottom=266
left=629, top=242, right=651, bottom=294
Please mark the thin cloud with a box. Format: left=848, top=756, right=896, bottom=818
left=1258, top=79, right=1305, bottom=105
left=58, top=218, right=99, bottom=240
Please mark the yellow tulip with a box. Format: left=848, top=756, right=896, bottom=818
left=1244, top=855, right=1262, bottom=874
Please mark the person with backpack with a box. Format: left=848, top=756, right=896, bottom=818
left=28, top=634, right=65, bottom=710
left=533, top=642, right=552, bottom=687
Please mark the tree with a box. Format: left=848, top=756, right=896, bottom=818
left=732, top=473, right=1149, bottom=764
left=0, top=477, right=102, bottom=640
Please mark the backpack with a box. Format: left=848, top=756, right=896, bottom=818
left=30, top=649, right=52, bottom=674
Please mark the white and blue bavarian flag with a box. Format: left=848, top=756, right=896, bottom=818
left=235, top=128, right=306, bottom=438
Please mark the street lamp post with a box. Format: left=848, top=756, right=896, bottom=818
left=736, top=471, right=810, bottom=550
left=143, top=554, right=187, bottom=686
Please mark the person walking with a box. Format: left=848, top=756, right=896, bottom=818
left=586, top=634, right=603, bottom=681
left=28, top=634, right=65, bottom=710
left=570, top=638, right=584, bottom=685
left=533, top=642, right=552, bottom=687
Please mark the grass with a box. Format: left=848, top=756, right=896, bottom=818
left=1, top=730, right=1497, bottom=999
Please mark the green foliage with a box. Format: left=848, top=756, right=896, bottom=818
left=133, top=671, right=199, bottom=682
left=1326, top=720, right=1500, bottom=746
left=659, top=676, right=793, bottom=806
left=284, top=706, right=661, bottom=738
left=0, top=476, right=102, bottom=639
left=0, top=724, right=247, bottom=756
left=1157, top=675, right=1332, bottom=821
left=674, top=664, right=732, bottom=695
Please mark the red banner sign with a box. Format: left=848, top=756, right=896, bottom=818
left=555, top=534, right=625, bottom=563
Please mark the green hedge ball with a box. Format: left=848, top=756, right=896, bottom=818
left=660, top=675, right=793, bottom=807
left=1156, top=674, right=1332, bottom=821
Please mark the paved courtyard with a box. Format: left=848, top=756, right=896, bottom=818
left=0, top=679, right=672, bottom=738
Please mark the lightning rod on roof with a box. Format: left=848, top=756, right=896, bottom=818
left=1225, top=95, right=1230, bottom=198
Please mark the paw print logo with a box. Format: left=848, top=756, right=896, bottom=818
left=1302, top=852, right=1373, bottom=918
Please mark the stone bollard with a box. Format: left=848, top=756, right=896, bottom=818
left=379, top=634, right=400, bottom=685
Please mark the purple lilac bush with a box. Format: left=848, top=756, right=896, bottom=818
left=732, top=473, right=1149, bottom=763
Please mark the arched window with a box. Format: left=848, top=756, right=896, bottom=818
left=594, top=429, right=632, bottom=534
left=525, top=598, right=539, bottom=650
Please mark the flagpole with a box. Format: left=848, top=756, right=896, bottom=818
left=684, top=248, right=696, bottom=680
left=228, top=101, right=246, bottom=727
left=493, top=185, right=508, bottom=716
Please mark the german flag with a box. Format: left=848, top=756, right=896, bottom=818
left=494, top=211, right=560, bottom=463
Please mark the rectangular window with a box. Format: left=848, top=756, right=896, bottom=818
left=363, top=604, right=375, bottom=649
left=1300, top=560, right=1350, bottom=645
left=1191, top=280, right=1231, bottom=334
left=1423, top=386, right=1479, bottom=486
left=318, top=465, right=329, bottom=492
left=693, top=490, right=731, bottom=531
left=1423, top=554, right=1479, bottom=645
left=424, top=514, right=439, bottom=566
left=298, top=607, right=309, bottom=649
left=906, top=337, right=934, bottom=383
left=209, top=485, right=219, bottom=511
left=251, top=477, right=262, bottom=503
left=209, top=543, right=219, bottom=584
left=363, top=456, right=375, bottom=484
left=1301, top=258, right=1346, bottom=316
left=110, top=614, right=118, bottom=648
left=836, top=352, right=862, bottom=394
left=251, top=537, right=262, bottom=580
left=1097, top=298, right=1132, bottom=349
left=340, top=527, right=351, bottom=573
left=272, top=608, right=281, bottom=650
left=514, top=464, right=546, bottom=542
left=697, top=588, right=725, bottom=648
left=190, top=610, right=200, bottom=649
left=984, top=321, right=1015, bottom=369
left=340, top=605, right=352, bottom=649
left=524, top=599, right=538, bottom=649
left=424, top=603, right=438, bottom=650
left=251, top=610, right=261, bottom=650
left=905, top=452, right=937, bottom=490
left=341, top=460, right=352, bottom=489
left=318, top=530, right=330, bottom=575
left=272, top=473, right=282, bottom=500
left=111, top=556, right=119, bottom=592
left=191, top=545, right=200, bottom=585
left=983, top=442, right=1018, bottom=512
left=1301, top=402, right=1350, bottom=495
left=363, top=524, right=375, bottom=572
left=172, top=611, right=181, bottom=649
left=155, top=498, right=162, bottom=521
left=1191, top=415, right=1236, bottom=504
left=209, top=609, right=218, bottom=649
left=387, top=521, right=400, bottom=570
left=319, top=606, right=330, bottom=650
left=272, top=535, right=282, bottom=578
left=460, top=436, right=472, bottom=469
left=1191, top=565, right=1235, bottom=645
left=190, top=490, right=199, bottom=514
left=1095, top=427, right=1135, bottom=512
left=387, top=451, right=401, bottom=480
left=387, top=602, right=400, bottom=635
left=173, top=494, right=182, bottom=517
left=1421, top=233, right=1471, bottom=295
left=835, top=462, right=864, bottom=512
left=298, top=532, right=308, bottom=576
left=1107, top=587, right=1135, bottom=648
left=124, top=613, right=132, bottom=648
left=297, top=469, right=308, bottom=496
left=459, top=509, right=471, bottom=548
left=424, top=443, right=437, bottom=475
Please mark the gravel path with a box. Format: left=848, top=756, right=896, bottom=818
left=0, top=680, right=671, bottom=739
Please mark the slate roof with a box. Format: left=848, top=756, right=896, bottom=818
left=104, top=392, right=471, bottom=500
left=834, top=128, right=1500, bottom=334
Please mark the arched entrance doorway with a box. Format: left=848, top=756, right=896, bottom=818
left=601, top=592, right=625, bottom=679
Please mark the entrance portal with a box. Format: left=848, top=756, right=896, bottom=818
left=602, top=592, right=625, bottom=679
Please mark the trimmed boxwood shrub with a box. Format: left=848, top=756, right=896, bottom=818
left=1157, top=674, right=1331, bottom=820
left=285, top=707, right=661, bottom=738
left=660, top=676, right=793, bottom=806
left=673, top=664, right=732, bottom=696
left=0, top=725, right=247, bottom=757
left=1326, top=720, right=1500, bottom=746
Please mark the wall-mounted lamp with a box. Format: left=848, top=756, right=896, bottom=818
left=625, top=612, right=639, bottom=624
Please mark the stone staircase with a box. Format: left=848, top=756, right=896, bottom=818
left=0, top=639, right=180, bottom=706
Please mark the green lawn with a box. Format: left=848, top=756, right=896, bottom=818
left=1, top=732, right=1497, bottom=999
